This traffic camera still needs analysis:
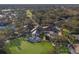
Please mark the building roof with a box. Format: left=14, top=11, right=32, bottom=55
left=74, top=35, right=79, bottom=40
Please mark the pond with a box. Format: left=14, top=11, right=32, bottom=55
left=0, top=49, right=7, bottom=54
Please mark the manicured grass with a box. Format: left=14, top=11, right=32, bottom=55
left=4, top=37, right=55, bottom=54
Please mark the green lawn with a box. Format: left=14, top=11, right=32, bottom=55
left=4, top=37, right=55, bottom=54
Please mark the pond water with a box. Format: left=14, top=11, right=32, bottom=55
left=0, top=49, right=7, bottom=54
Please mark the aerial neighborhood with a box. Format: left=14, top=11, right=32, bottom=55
left=0, top=5, right=79, bottom=54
